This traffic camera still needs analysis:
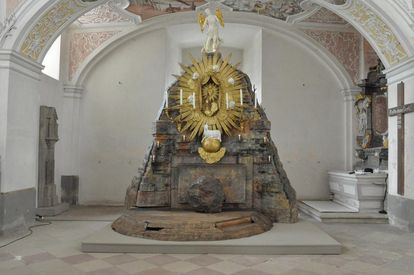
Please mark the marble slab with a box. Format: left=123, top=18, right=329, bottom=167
left=81, top=220, right=342, bottom=255
left=302, top=200, right=357, bottom=213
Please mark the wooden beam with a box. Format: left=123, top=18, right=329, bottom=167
left=397, top=82, right=405, bottom=195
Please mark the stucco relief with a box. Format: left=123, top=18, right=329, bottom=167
left=20, top=0, right=94, bottom=60
left=364, top=39, right=379, bottom=70
left=304, top=30, right=360, bottom=83
left=304, top=7, right=346, bottom=24
left=69, top=31, right=119, bottom=80
left=6, top=0, right=26, bottom=16
left=347, top=0, right=408, bottom=65
left=77, top=3, right=132, bottom=24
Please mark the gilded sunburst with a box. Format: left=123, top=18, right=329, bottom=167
left=168, top=53, right=245, bottom=140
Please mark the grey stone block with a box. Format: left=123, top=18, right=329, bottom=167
left=61, top=175, right=79, bottom=205
left=388, top=194, right=414, bottom=232
left=0, top=188, right=36, bottom=236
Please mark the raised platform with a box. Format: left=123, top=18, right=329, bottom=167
left=299, top=200, right=388, bottom=223
left=82, top=220, right=341, bottom=255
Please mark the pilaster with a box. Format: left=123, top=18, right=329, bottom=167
left=0, top=50, right=43, bottom=235
left=62, top=85, right=83, bottom=176
left=341, top=87, right=361, bottom=170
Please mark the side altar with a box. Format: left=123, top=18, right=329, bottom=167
left=112, top=7, right=298, bottom=241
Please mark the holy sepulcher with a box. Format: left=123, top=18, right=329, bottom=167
left=113, top=7, right=298, bottom=241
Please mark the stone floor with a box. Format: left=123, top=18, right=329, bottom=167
left=1, top=206, right=414, bottom=275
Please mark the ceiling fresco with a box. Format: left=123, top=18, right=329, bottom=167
left=126, top=0, right=306, bottom=21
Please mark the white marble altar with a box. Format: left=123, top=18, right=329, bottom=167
left=328, top=171, right=387, bottom=213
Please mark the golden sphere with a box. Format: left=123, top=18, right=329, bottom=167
left=202, top=138, right=221, bottom=153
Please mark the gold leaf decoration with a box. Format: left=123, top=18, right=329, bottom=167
left=169, top=53, right=245, bottom=141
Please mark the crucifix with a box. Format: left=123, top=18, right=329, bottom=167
left=388, top=82, right=414, bottom=195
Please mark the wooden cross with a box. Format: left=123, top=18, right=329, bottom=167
left=388, top=82, right=414, bottom=195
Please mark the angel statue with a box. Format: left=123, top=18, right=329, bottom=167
left=198, top=8, right=225, bottom=53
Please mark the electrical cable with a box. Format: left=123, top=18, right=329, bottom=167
left=0, top=218, right=51, bottom=248
left=379, top=173, right=388, bottom=214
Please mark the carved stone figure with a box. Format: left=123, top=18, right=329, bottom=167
left=198, top=8, right=224, bottom=53
left=356, top=96, right=370, bottom=136
left=38, top=106, right=59, bottom=208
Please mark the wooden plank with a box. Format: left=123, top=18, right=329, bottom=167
left=397, top=82, right=405, bottom=195
left=388, top=103, right=414, bottom=116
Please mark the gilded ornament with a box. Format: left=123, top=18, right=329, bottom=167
left=202, top=138, right=221, bottom=153
left=198, top=147, right=226, bottom=164
left=169, top=52, right=244, bottom=141
left=347, top=0, right=407, bottom=65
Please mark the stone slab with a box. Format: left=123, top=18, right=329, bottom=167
left=302, top=200, right=357, bottom=213
left=82, top=220, right=341, bottom=255
left=299, top=201, right=388, bottom=224
left=36, top=203, right=69, bottom=217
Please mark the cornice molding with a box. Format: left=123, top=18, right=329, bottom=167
left=0, top=50, right=43, bottom=80
left=384, top=56, right=414, bottom=85
left=63, top=84, right=83, bottom=98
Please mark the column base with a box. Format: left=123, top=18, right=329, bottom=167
left=36, top=203, right=69, bottom=217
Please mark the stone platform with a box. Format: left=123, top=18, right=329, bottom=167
left=112, top=210, right=272, bottom=241
left=82, top=220, right=341, bottom=255
left=299, top=201, right=388, bottom=223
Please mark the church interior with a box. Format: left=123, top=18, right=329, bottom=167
left=1, top=0, right=414, bottom=274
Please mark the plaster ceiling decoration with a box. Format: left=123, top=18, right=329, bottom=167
left=6, top=0, right=26, bottom=16
left=127, top=0, right=206, bottom=20
left=69, top=31, right=119, bottom=80
left=126, top=0, right=306, bottom=21
left=20, top=0, right=97, bottom=60
left=303, top=7, right=346, bottom=24
left=346, top=0, right=408, bottom=65
left=77, top=2, right=133, bottom=24
left=364, top=38, right=379, bottom=69
left=304, top=29, right=360, bottom=83
left=221, top=0, right=304, bottom=21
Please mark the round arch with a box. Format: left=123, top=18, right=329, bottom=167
left=71, top=11, right=355, bottom=92
left=2, top=0, right=413, bottom=72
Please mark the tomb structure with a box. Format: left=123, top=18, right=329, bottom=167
left=113, top=8, right=298, bottom=241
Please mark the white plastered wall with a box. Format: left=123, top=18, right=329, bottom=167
left=261, top=29, right=345, bottom=200
left=80, top=29, right=167, bottom=205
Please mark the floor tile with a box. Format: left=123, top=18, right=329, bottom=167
left=74, top=259, right=113, bottom=272
left=186, top=254, right=223, bottom=266
left=229, top=255, right=270, bottom=267
left=118, top=259, right=157, bottom=274
left=103, top=254, right=137, bottom=265
left=87, top=266, right=131, bottom=275
left=207, top=260, right=246, bottom=274
left=162, top=260, right=200, bottom=273
left=135, top=267, right=179, bottom=275
left=186, top=267, right=227, bottom=275
left=61, top=253, right=95, bottom=264
left=23, top=252, right=55, bottom=265
left=144, top=254, right=181, bottom=266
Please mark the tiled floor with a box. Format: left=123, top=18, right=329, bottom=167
left=1, top=207, right=414, bottom=275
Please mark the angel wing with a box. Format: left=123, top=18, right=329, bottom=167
left=198, top=12, right=206, bottom=32
left=215, top=8, right=224, bottom=27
